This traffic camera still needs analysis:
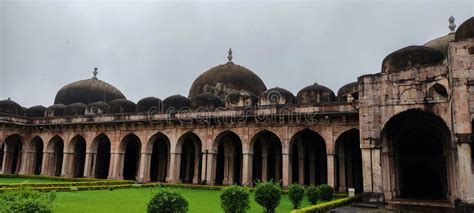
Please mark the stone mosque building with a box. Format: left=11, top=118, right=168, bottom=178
left=0, top=16, right=473, bottom=208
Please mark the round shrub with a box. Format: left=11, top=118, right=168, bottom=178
left=147, top=190, right=188, bottom=213
left=316, top=184, right=334, bottom=201
left=254, top=181, right=282, bottom=213
left=288, top=183, right=305, bottom=209
left=0, top=187, right=56, bottom=213
left=306, top=186, right=318, bottom=205
left=220, top=185, right=250, bottom=213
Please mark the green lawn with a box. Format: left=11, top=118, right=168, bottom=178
left=0, top=177, right=64, bottom=184
left=55, top=187, right=313, bottom=213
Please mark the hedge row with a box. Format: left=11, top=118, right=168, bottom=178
left=0, top=184, right=137, bottom=193
left=291, top=196, right=360, bottom=213
left=0, top=174, right=99, bottom=182
left=0, top=180, right=133, bottom=189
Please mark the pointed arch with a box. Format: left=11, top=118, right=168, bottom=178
left=213, top=130, right=243, bottom=185
left=147, top=132, right=170, bottom=182
left=2, top=134, right=23, bottom=174
left=90, top=133, right=111, bottom=179
left=176, top=131, right=202, bottom=183
left=250, top=130, right=283, bottom=184
left=30, top=136, right=44, bottom=175
left=68, top=135, right=86, bottom=177
left=121, top=133, right=141, bottom=180
left=46, top=135, right=64, bottom=176
left=335, top=128, right=362, bottom=193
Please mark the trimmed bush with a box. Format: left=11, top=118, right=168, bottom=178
left=291, top=196, right=359, bottom=213
left=288, top=184, right=305, bottom=209
left=306, top=186, right=318, bottom=205
left=0, top=187, right=56, bottom=213
left=254, top=181, right=282, bottom=213
left=315, top=184, right=334, bottom=201
left=147, top=190, right=188, bottom=213
left=220, top=185, right=250, bottom=213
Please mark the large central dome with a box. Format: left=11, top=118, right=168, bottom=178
left=54, top=69, right=126, bottom=105
left=188, top=49, right=267, bottom=99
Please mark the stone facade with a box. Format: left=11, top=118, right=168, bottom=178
left=0, top=17, right=473, bottom=208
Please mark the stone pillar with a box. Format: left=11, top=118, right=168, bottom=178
left=227, top=152, right=234, bottom=185
left=19, top=150, right=34, bottom=175
left=261, top=142, right=268, bottom=182
left=456, top=143, right=474, bottom=202
left=327, top=154, right=336, bottom=189
left=338, top=153, right=346, bottom=192
left=241, top=152, right=253, bottom=186
left=206, top=151, right=217, bottom=185
left=41, top=151, right=52, bottom=176
left=346, top=148, right=354, bottom=188
left=309, top=149, right=316, bottom=185
left=166, top=152, right=181, bottom=183
left=298, top=143, right=305, bottom=184
left=108, top=152, right=124, bottom=179
left=282, top=152, right=292, bottom=187
left=83, top=152, right=95, bottom=178
left=61, top=152, right=73, bottom=177
left=184, top=149, right=192, bottom=182
left=137, top=152, right=151, bottom=182
left=192, top=150, right=200, bottom=184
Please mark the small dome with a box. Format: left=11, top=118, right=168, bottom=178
left=382, top=46, right=445, bottom=73
left=424, top=33, right=455, bottom=55
left=26, top=105, right=47, bottom=117
left=46, top=104, right=66, bottom=117
left=337, top=82, right=358, bottom=102
left=54, top=77, right=126, bottom=105
left=455, top=17, right=474, bottom=41
left=85, top=101, right=109, bottom=115
left=189, top=50, right=267, bottom=99
left=65, top=102, right=87, bottom=116
left=163, top=95, right=190, bottom=113
left=108, top=99, right=136, bottom=114
left=259, top=87, right=296, bottom=106
left=226, top=90, right=258, bottom=108
left=190, top=93, right=224, bottom=109
left=297, top=83, right=335, bottom=104
left=137, top=97, right=162, bottom=113
left=0, top=99, right=22, bottom=115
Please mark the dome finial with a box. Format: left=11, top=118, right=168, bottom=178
left=227, top=48, right=233, bottom=63
left=449, top=16, right=456, bottom=32
left=92, top=67, right=98, bottom=80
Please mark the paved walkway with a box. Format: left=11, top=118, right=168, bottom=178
left=331, top=203, right=455, bottom=213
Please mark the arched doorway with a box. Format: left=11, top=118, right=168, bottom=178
left=31, top=136, right=44, bottom=175
left=290, top=129, right=327, bottom=186
left=121, top=134, right=141, bottom=180
left=177, top=132, right=202, bottom=184
left=92, top=134, right=111, bottom=179
left=2, top=134, right=23, bottom=174
left=69, top=136, right=86, bottom=178
left=214, top=131, right=243, bottom=185
left=47, top=136, right=64, bottom=176
left=381, top=109, right=450, bottom=200
left=335, top=129, right=362, bottom=193
left=251, top=130, right=282, bottom=183
left=148, top=133, right=169, bottom=182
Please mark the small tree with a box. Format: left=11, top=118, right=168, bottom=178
left=147, top=190, right=188, bottom=213
left=254, top=181, right=281, bottom=213
left=288, top=184, right=305, bottom=209
left=315, top=184, right=334, bottom=201
left=0, top=187, right=56, bottom=213
left=306, top=186, right=318, bottom=205
left=220, top=185, right=250, bottom=213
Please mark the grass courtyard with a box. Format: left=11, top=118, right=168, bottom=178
left=0, top=177, right=64, bottom=184
left=54, top=187, right=311, bottom=213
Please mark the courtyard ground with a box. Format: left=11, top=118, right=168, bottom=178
left=0, top=177, right=64, bottom=184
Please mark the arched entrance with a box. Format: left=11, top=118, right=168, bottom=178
left=177, top=132, right=202, bottom=184
left=214, top=131, right=242, bottom=185
left=69, top=136, right=86, bottom=178
left=47, top=136, right=64, bottom=176
left=92, top=134, right=111, bottom=179
left=335, top=129, right=362, bottom=193
left=31, top=136, right=44, bottom=175
left=2, top=134, right=23, bottom=174
left=381, top=109, right=450, bottom=200
left=251, top=130, right=282, bottom=183
left=121, top=134, right=141, bottom=180
left=148, top=133, right=169, bottom=182
left=290, top=129, right=327, bottom=185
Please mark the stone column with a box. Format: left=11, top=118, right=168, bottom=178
left=61, top=152, right=73, bottom=177
left=166, top=152, right=181, bottom=183
left=298, top=143, right=305, bottom=184
left=241, top=152, right=253, bottom=186
left=338, top=153, right=346, bottom=192
left=261, top=142, right=268, bottom=182
left=206, top=151, right=217, bottom=185
left=309, top=149, right=316, bottom=185
left=192, top=150, right=200, bottom=184
left=19, top=150, right=34, bottom=175
left=346, top=148, right=354, bottom=188
left=83, top=151, right=95, bottom=178
left=282, top=152, right=292, bottom=187
left=137, top=152, right=151, bottom=182
left=108, top=152, right=124, bottom=179
left=326, top=153, right=336, bottom=189
left=184, top=149, right=192, bottom=182
left=41, top=151, right=52, bottom=176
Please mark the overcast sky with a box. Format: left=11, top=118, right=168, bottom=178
left=1, top=0, right=473, bottom=107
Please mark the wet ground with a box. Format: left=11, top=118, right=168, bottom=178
left=331, top=203, right=456, bottom=213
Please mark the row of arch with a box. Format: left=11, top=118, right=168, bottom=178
left=0, top=128, right=362, bottom=192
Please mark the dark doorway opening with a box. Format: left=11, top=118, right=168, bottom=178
left=335, top=129, right=363, bottom=193
left=291, top=129, right=327, bottom=186
left=32, top=137, right=44, bottom=175
left=150, top=135, right=169, bottom=182
left=95, top=136, right=111, bottom=179
left=122, top=135, right=141, bottom=180
left=215, top=131, right=242, bottom=185
left=252, top=131, right=282, bottom=183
